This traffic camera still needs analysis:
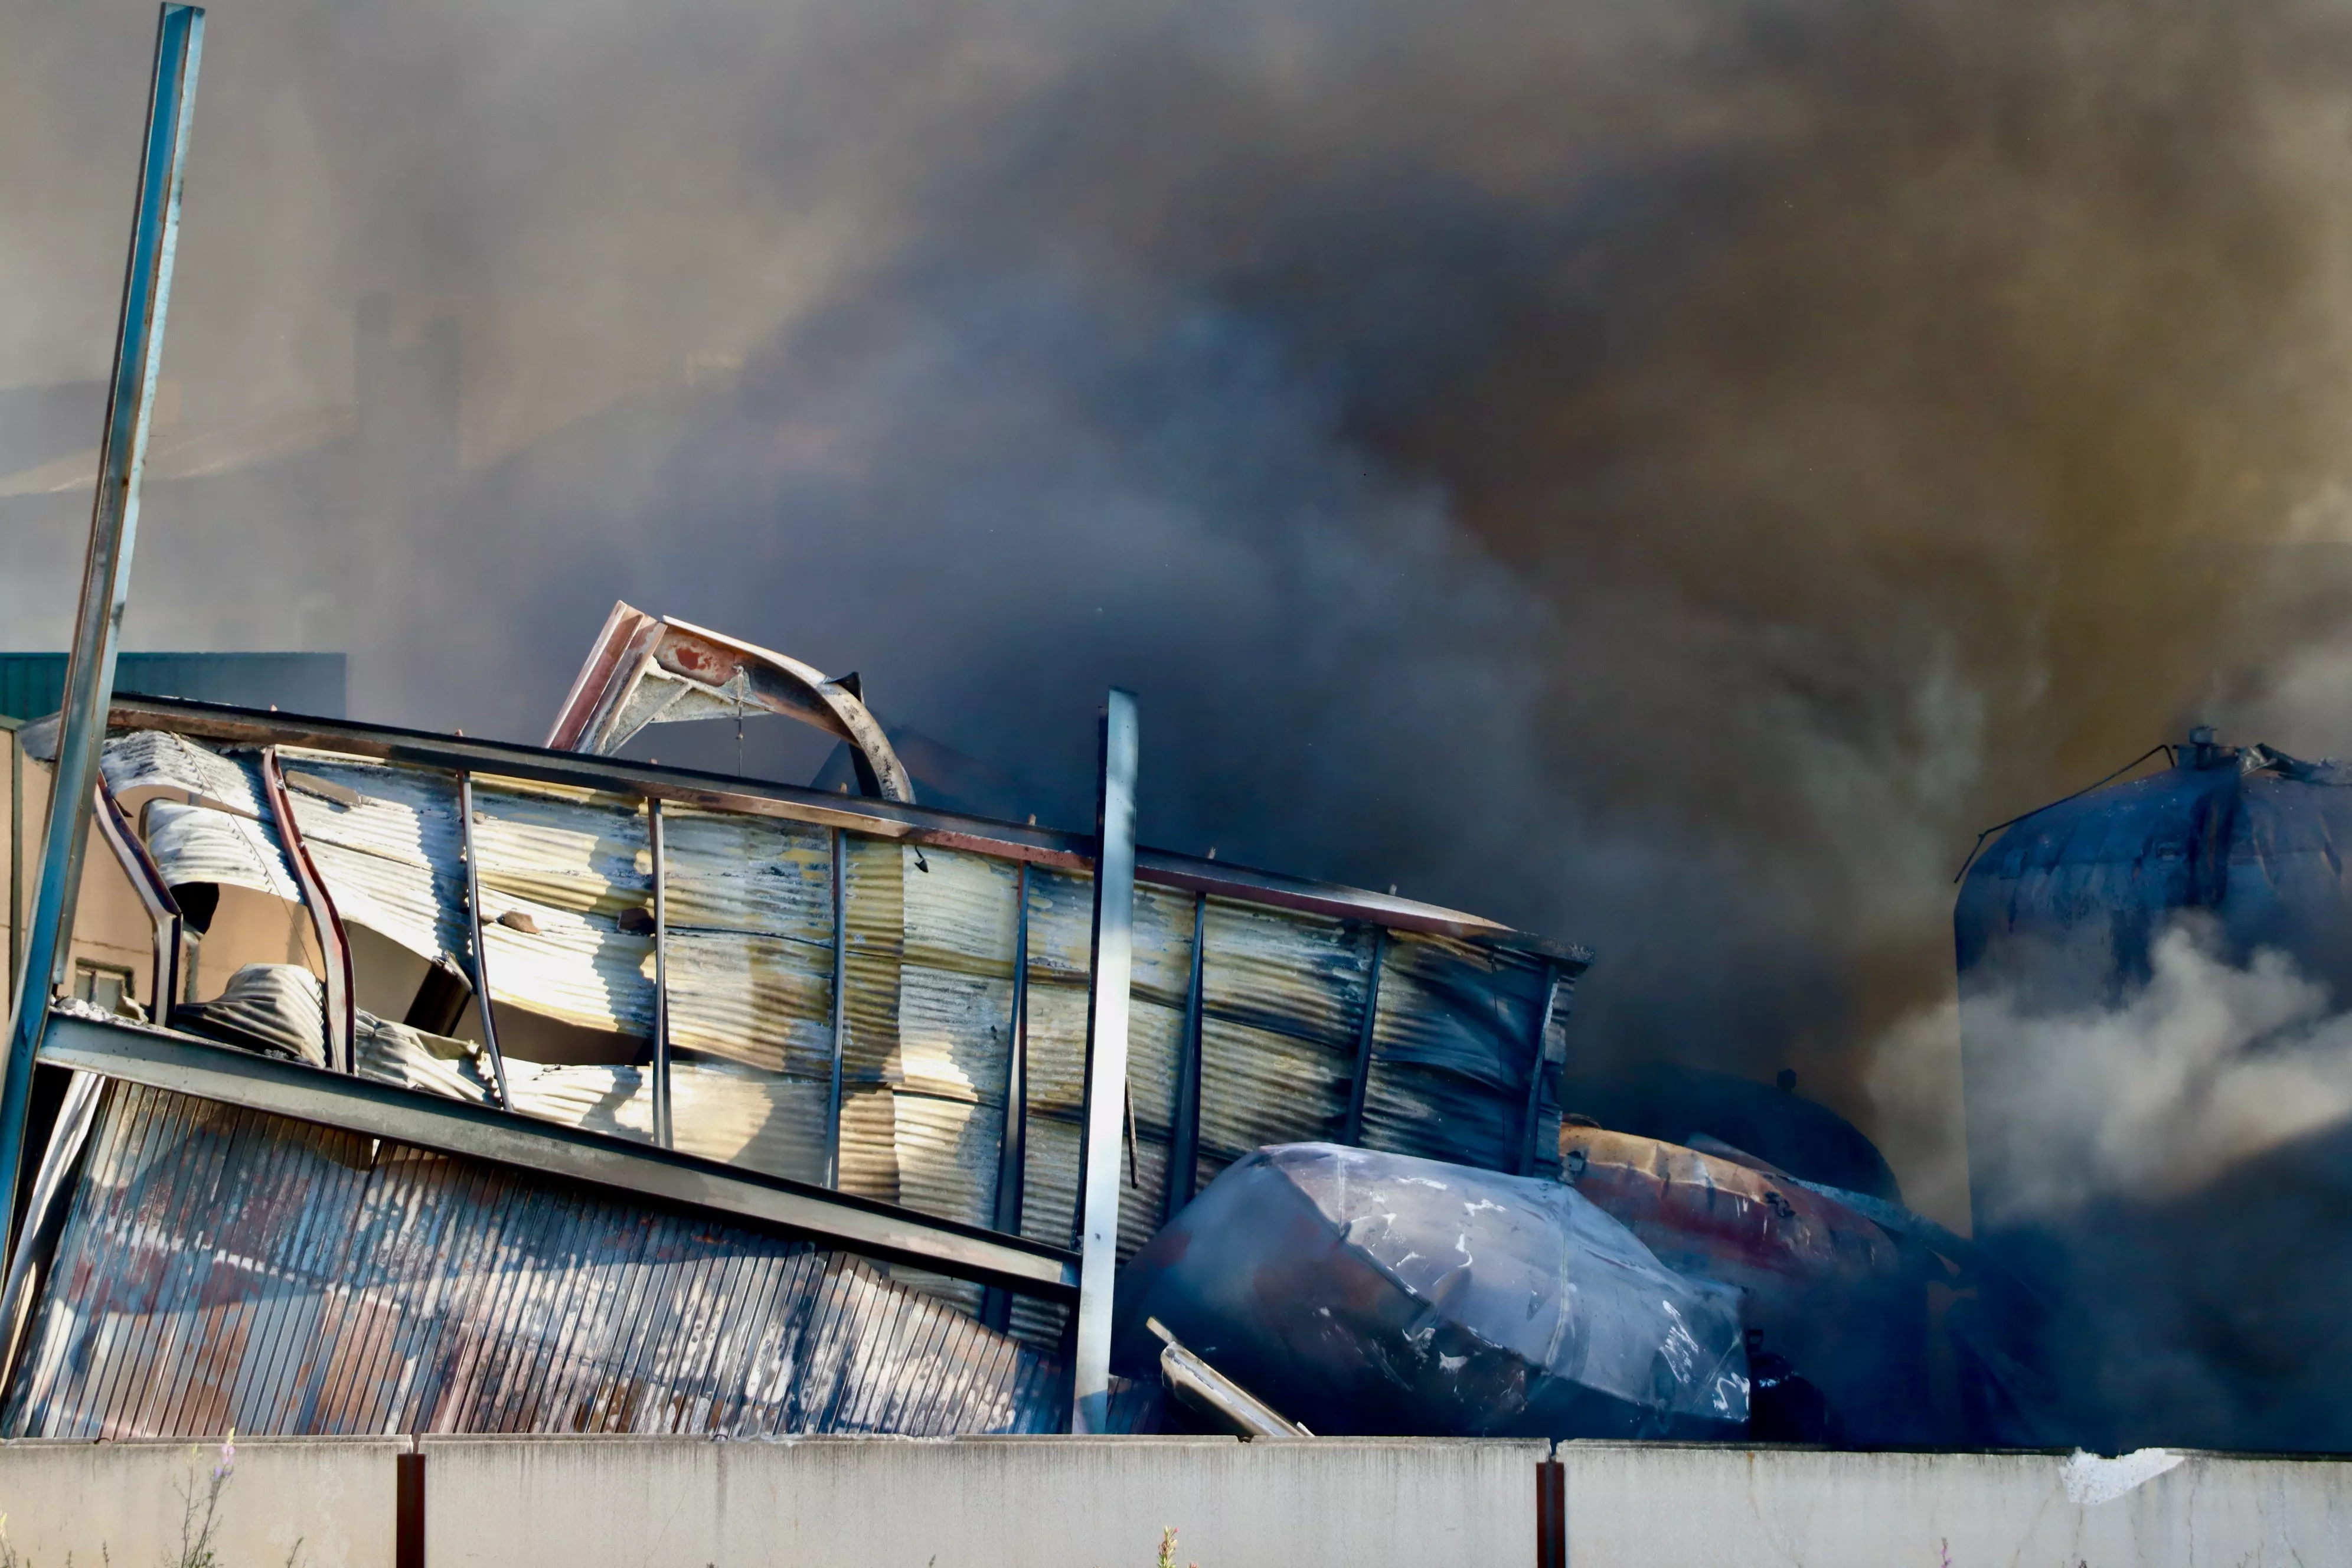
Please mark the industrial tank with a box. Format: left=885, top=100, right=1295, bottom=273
left=1955, top=729, right=2352, bottom=1449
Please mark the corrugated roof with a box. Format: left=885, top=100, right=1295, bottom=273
left=4, top=1080, right=1063, bottom=1438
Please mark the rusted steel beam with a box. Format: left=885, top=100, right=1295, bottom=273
left=38, top=1009, right=1083, bottom=1300
left=1340, top=925, right=1387, bottom=1148
left=456, top=773, right=514, bottom=1109
left=0, top=5, right=205, bottom=1272
left=260, top=748, right=354, bottom=1072
left=1071, top=688, right=1139, bottom=1435
left=92, top=782, right=181, bottom=1021
left=103, top=698, right=1593, bottom=963
left=1162, top=891, right=1207, bottom=1224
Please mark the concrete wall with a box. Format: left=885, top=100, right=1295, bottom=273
left=0, top=1435, right=2346, bottom=1567
left=420, top=1435, right=1540, bottom=1568
left=1565, top=1442, right=2352, bottom=1566
left=0, top=1436, right=400, bottom=1568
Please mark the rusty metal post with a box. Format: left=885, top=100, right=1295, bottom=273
left=456, top=775, right=514, bottom=1109
left=1161, top=891, right=1207, bottom=1223
left=1340, top=925, right=1387, bottom=1146
left=0, top=4, right=202, bottom=1269
left=396, top=1449, right=426, bottom=1568
left=1536, top=1455, right=1566, bottom=1568
left=1071, top=688, right=1138, bottom=1434
left=981, top=861, right=1031, bottom=1331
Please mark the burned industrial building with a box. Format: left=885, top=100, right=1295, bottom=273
left=8, top=16, right=2352, bottom=1564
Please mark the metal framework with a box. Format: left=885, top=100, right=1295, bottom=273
left=37, top=1009, right=1082, bottom=1301
left=456, top=773, right=515, bottom=1109
left=0, top=4, right=204, bottom=1270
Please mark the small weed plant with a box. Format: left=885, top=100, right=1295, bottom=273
left=0, top=1433, right=300, bottom=1568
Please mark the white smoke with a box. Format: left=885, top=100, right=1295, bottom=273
left=1961, top=922, right=2352, bottom=1223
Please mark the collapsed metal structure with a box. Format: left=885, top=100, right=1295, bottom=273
left=0, top=6, right=1594, bottom=1440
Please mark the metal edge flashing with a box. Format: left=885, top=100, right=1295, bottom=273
left=37, top=1010, right=1082, bottom=1299
left=102, top=697, right=1594, bottom=961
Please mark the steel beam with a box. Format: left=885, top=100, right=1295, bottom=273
left=92, top=782, right=180, bottom=1020
left=456, top=774, right=514, bottom=1109
left=0, top=4, right=204, bottom=1269
left=649, top=798, right=672, bottom=1148
left=262, top=748, right=354, bottom=1072
left=824, top=826, right=846, bottom=1188
left=1517, top=962, right=1561, bottom=1177
left=38, top=1009, right=1082, bottom=1300
left=981, top=861, right=1033, bottom=1331
left=1071, top=688, right=1139, bottom=1435
left=1161, top=891, right=1207, bottom=1224
left=1340, top=925, right=1387, bottom=1146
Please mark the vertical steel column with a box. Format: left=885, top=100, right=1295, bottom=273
left=1340, top=925, right=1388, bottom=1146
left=1517, top=962, right=1562, bottom=1177
left=1161, top=891, right=1207, bottom=1224
left=457, top=774, right=514, bottom=1110
left=1071, top=688, right=1139, bottom=1435
left=0, top=4, right=203, bottom=1268
left=649, top=798, right=672, bottom=1148
left=981, top=861, right=1032, bottom=1331
left=824, top=826, right=847, bottom=1188
left=262, top=749, right=354, bottom=1072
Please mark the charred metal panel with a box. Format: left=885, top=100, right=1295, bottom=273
left=1361, top=932, right=1567, bottom=1177
left=4, top=1080, right=1064, bottom=1438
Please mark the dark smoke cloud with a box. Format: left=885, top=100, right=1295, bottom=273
left=10, top=0, right=2352, bottom=1224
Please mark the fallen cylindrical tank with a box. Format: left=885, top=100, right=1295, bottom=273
left=1558, top=1124, right=1928, bottom=1442
left=1110, top=1142, right=1748, bottom=1439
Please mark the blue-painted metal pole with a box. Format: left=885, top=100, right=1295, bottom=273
left=1070, top=688, right=1139, bottom=1434
left=0, top=5, right=204, bottom=1268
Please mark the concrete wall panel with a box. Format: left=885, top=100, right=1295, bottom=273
left=420, top=1435, right=1543, bottom=1568
left=1564, top=1442, right=2352, bottom=1567
left=0, top=1437, right=399, bottom=1568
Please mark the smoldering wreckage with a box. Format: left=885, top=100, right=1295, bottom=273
left=11, top=597, right=2312, bottom=1453
left=9, top=2, right=2348, bottom=1468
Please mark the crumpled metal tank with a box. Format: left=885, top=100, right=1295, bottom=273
left=1557, top=1125, right=1927, bottom=1442
left=1110, top=1142, right=1748, bottom=1439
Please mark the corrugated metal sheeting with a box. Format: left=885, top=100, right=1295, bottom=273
left=74, top=724, right=1577, bottom=1357
left=3, top=1082, right=1062, bottom=1438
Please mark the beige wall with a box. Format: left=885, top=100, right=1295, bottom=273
left=0, top=1437, right=399, bottom=1568
left=419, top=1435, right=1542, bottom=1568
left=0, top=1436, right=2343, bottom=1566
